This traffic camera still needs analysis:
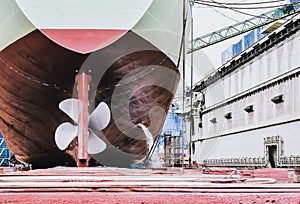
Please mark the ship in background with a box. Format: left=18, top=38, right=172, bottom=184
left=0, top=0, right=192, bottom=168
left=191, top=10, right=300, bottom=168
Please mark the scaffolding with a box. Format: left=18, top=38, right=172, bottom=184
left=163, top=132, right=186, bottom=167
left=0, top=136, right=11, bottom=166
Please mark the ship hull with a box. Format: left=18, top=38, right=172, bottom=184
left=0, top=28, right=181, bottom=168
left=0, top=0, right=189, bottom=168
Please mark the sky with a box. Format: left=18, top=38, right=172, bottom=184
left=190, top=0, right=288, bottom=81
left=174, top=0, right=289, bottom=104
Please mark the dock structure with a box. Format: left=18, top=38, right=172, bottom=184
left=192, top=16, right=300, bottom=169
left=1, top=167, right=300, bottom=203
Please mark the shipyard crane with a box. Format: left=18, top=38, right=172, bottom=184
left=188, top=2, right=300, bottom=53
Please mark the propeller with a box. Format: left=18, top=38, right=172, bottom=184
left=55, top=99, right=110, bottom=154
left=55, top=122, right=77, bottom=150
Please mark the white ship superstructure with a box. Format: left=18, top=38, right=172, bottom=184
left=192, top=16, right=300, bottom=168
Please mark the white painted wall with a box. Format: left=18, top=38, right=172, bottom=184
left=204, top=30, right=300, bottom=108
left=198, top=73, right=300, bottom=139
left=194, top=120, right=300, bottom=162
left=192, top=28, right=300, bottom=163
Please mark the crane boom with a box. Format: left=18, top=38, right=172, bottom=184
left=188, top=3, right=300, bottom=53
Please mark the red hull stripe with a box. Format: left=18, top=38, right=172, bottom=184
left=40, top=29, right=128, bottom=54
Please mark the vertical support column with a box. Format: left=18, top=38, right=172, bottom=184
left=75, top=72, right=91, bottom=167
left=181, top=0, right=186, bottom=168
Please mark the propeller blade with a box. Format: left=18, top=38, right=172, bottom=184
left=89, top=102, right=111, bottom=131
left=55, top=122, right=77, bottom=150
left=59, top=98, right=79, bottom=123
left=88, top=130, right=107, bottom=154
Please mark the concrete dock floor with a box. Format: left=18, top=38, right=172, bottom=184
left=1, top=167, right=300, bottom=203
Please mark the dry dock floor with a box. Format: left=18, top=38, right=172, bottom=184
left=0, top=167, right=300, bottom=203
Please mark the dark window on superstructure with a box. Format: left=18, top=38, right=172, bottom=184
left=224, top=112, right=232, bottom=119
left=210, top=118, right=217, bottom=123
left=271, top=94, right=284, bottom=104
left=244, top=105, right=254, bottom=113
